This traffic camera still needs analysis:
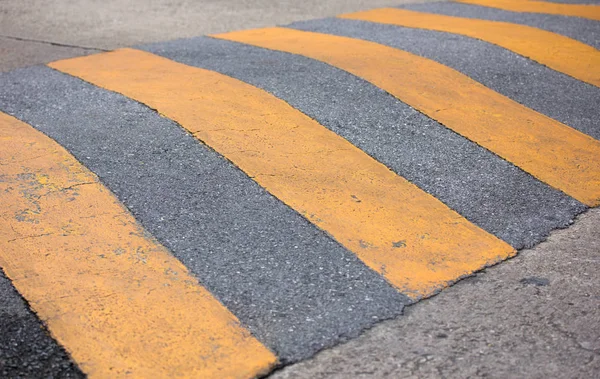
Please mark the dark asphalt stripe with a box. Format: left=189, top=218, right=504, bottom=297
left=51, top=48, right=516, bottom=300
left=459, top=0, right=600, bottom=21
left=402, top=1, right=600, bottom=49
left=456, top=0, right=600, bottom=21
left=1, top=110, right=276, bottom=376
left=288, top=17, right=600, bottom=141
left=140, top=36, right=585, bottom=250
left=0, top=270, right=83, bottom=378
left=0, top=66, right=406, bottom=364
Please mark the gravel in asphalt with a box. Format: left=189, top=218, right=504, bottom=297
left=0, top=0, right=598, bottom=376
left=271, top=207, right=600, bottom=379
left=143, top=36, right=585, bottom=250
left=402, top=1, right=600, bottom=49
left=0, top=270, right=84, bottom=378
left=0, top=66, right=407, bottom=364
left=287, top=17, right=600, bottom=141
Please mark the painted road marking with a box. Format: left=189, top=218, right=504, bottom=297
left=456, top=0, right=600, bottom=21
left=0, top=111, right=277, bottom=378
left=340, top=8, right=600, bottom=88
left=143, top=35, right=586, bottom=250
left=402, top=2, right=600, bottom=50
left=213, top=27, right=600, bottom=207
left=49, top=48, right=514, bottom=299
left=1, top=66, right=408, bottom=364
left=289, top=17, right=600, bottom=141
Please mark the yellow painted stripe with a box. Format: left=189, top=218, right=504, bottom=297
left=456, top=0, right=600, bottom=21
left=212, top=27, right=600, bottom=207
left=341, top=8, right=600, bottom=88
left=0, top=112, right=277, bottom=378
left=50, top=48, right=514, bottom=299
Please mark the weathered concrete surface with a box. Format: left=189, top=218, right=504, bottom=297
left=272, top=208, right=600, bottom=379
left=0, top=36, right=102, bottom=73
left=0, top=0, right=436, bottom=71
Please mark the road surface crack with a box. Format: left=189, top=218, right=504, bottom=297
left=37, top=181, right=98, bottom=198
left=548, top=313, right=599, bottom=355
left=0, top=34, right=108, bottom=52
left=7, top=233, right=54, bottom=243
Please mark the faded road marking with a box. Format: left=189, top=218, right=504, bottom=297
left=0, top=111, right=276, bottom=378
left=341, top=8, right=600, bottom=88
left=50, top=48, right=514, bottom=299
left=456, top=0, right=600, bottom=21
left=214, top=27, right=600, bottom=206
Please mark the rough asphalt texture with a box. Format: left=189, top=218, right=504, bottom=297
left=272, top=208, right=600, bottom=379
left=143, top=36, right=585, bottom=250
left=0, top=0, right=598, bottom=377
left=402, top=2, right=600, bottom=49
left=0, top=270, right=84, bottom=378
left=0, top=66, right=407, bottom=364
left=0, top=1, right=435, bottom=376
left=288, top=18, right=600, bottom=141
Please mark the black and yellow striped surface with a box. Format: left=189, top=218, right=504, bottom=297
left=1, top=0, right=599, bottom=377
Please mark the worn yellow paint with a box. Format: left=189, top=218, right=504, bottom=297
left=341, top=8, right=600, bottom=88
left=213, top=27, right=600, bottom=207
left=0, top=111, right=277, bottom=378
left=456, top=0, right=600, bottom=21
left=50, top=48, right=514, bottom=299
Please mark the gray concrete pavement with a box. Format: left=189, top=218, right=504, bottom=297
left=273, top=208, right=600, bottom=379
left=0, top=0, right=434, bottom=71
left=0, top=36, right=102, bottom=73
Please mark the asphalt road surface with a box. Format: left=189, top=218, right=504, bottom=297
left=1, top=0, right=599, bottom=378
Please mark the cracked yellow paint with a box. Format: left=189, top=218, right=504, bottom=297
left=50, top=48, right=514, bottom=299
left=456, top=0, right=600, bottom=21
left=340, top=8, right=600, bottom=88
left=213, top=27, right=600, bottom=207
left=0, top=111, right=277, bottom=378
